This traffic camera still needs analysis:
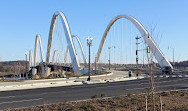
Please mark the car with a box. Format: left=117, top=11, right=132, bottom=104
left=161, top=66, right=173, bottom=74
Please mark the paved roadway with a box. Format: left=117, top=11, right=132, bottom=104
left=0, top=71, right=188, bottom=110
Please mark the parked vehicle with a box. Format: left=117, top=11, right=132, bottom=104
left=161, top=66, right=173, bottom=74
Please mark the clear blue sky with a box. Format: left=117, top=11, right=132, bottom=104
left=0, top=0, right=187, bottom=62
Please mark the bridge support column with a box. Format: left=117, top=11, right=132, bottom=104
left=45, top=67, right=51, bottom=77
left=32, top=68, right=37, bottom=76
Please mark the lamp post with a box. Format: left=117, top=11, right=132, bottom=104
left=25, top=51, right=28, bottom=79
left=112, top=46, right=116, bottom=69
left=87, top=36, right=93, bottom=81
left=168, top=46, right=175, bottom=66
left=95, top=57, right=97, bottom=74
left=108, top=47, right=111, bottom=70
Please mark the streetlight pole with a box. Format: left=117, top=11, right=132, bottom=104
left=168, top=46, right=175, bottom=66
left=173, top=48, right=174, bottom=65
left=89, top=44, right=91, bottom=80
left=113, top=46, right=116, bottom=69
left=95, top=57, right=97, bottom=74
left=108, top=47, right=111, bottom=70
left=87, top=36, right=93, bottom=81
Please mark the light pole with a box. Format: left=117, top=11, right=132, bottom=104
left=113, top=46, right=116, bottom=69
left=168, top=46, right=175, bottom=66
left=108, top=46, right=111, bottom=70
left=95, top=57, right=97, bottom=74
left=87, top=36, right=93, bottom=81
left=25, top=51, right=28, bottom=79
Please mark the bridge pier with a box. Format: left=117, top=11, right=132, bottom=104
left=45, top=67, right=51, bottom=77
left=32, top=68, right=37, bottom=76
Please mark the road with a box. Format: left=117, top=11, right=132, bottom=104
left=0, top=71, right=139, bottom=91
left=0, top=72, right=188, bottom=110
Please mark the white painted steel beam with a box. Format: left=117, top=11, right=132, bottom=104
left=33, top=34, right=45, bottom=77
left=52, top=50, right=60, bottom=64
left=96, top=15, right=173, bottom=69
left=46, top=12, right=80, bottom=76
left=64, top=35, right=87, bottom=64
left=29, top=50, right=33, bottom=70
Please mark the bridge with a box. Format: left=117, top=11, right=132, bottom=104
left=28, top=11, right=173, bottom=78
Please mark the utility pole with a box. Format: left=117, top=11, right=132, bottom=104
left=136, top=35, right=141, bottom=76
left=87, top=36, right=93, bottom=81
left=108, top=46, right=111, bottom=70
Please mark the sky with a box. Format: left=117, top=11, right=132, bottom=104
left=0, top=0, right=187, bottom=62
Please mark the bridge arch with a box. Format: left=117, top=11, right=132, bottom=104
left=33, top=34, right=45, bottom=76
left=46, top=11, right=80, bottom=76
left=96, top=15, right=173, bottom=69
left=29, top=50, right=33, bottom=70
left=34, top=34, right=44, bottom=66
left=52, top=50, right=60, bottom=64
left=64, top=35, right=87, bottom=64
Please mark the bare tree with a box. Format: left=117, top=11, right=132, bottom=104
left=146, top=24, right=163, bottom=111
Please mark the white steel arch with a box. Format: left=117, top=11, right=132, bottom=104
left=46, top=11, right=80, bottom=76
left=33, top=34, right=45, bottom=76
left=52, top=50, right=60, bottom=64
left=29, top=50, right=33, bottom=70
left=96, top=15, right=173, bottom=69
left=64, top=35, right=87, bottom=64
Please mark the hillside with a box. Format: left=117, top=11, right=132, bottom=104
left=0, top=61, right=28, bottom=76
